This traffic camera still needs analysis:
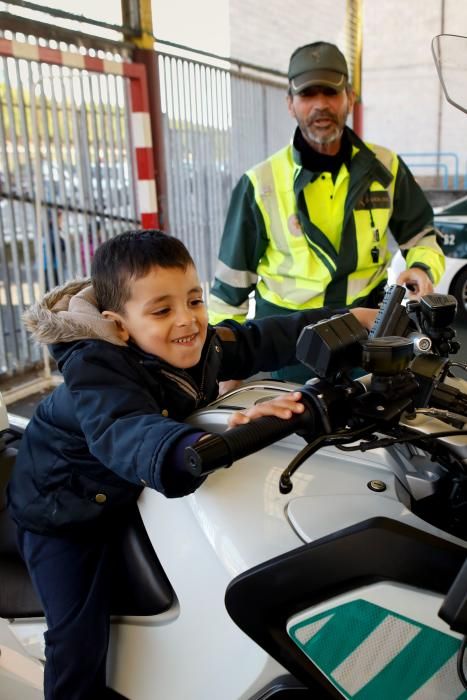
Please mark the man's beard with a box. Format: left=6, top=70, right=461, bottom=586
left=306, top=123, right=344, bottom=145
left=301, top=108, right=348, bottom=146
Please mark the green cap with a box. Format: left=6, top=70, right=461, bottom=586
left=288, top=41, right=349, bottom=94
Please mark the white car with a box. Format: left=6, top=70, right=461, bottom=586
left=390, top=194, right=467, bottom=321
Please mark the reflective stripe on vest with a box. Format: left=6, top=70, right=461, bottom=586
left=248, top=150, right=336, bottom=309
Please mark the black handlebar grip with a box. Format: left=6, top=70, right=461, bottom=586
left=368, top=284, right=407, bottom=339
left=431, top=381, right=467, bottom=418
left=184, top=408, right=313, bottom=477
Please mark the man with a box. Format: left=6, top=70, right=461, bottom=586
left=209, top=41, right=445, bottom=383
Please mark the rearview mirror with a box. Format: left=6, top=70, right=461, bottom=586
left=432, top=34, right=467, bottom=115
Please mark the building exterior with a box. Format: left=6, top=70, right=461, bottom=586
left=227, top=0, right=467, bottom=188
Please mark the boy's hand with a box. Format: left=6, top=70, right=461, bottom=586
left=218, top=379, right=243, bottom=396
left=228, top=391, right=305, bottom=428
left=349, top=307, right=379, bottom=330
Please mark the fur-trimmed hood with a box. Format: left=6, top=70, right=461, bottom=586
left=22, top=279, right=126, bottom=347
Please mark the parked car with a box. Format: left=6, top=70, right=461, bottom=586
left=390, top=193, right=467, bottom=321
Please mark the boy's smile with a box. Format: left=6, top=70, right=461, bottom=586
left=104, top=264, right=208, bottom=369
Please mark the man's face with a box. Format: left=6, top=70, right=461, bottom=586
left=287, top=85, right=355, bottom=150
left=104, top=264, right=209, bottom=369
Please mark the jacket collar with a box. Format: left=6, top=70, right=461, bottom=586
left=292, top=126, right=393, bottom=191
left=292, top=126, right=353, bottom=173
left=132, top=326, right=220, bottom=403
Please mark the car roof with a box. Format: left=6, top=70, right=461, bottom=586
left=434, top=194, right=467, bottom=216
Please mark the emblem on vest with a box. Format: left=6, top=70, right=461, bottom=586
left=355, top=191, right=391, bottom=210
left=288, top=214, right=304, bottom=237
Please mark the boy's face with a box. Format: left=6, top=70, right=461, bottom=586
left=104, top=264, right=208, bottom=369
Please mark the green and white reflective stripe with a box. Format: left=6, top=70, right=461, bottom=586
left=399, top=227, right=440, bottom=251
left=332, top=614, right=420, bottom=695
left=294, top=614, right=334, bottom=645
left=208, top=293, right=249, bottom=324
left=249, top=158, right=293, bottom=273
left=403, top=230, right=445, bottom=286
left=410, top=654, right=465, bottom=699
left=288, top=599, right=467, bottom=699
left=371, top=143, right=397, bottom=179
left=213, top=260, right=258, bottom=289
left=256, top=278, right=326, bottom=309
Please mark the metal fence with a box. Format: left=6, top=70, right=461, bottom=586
left=0, top=37, right=140, bottom=378
left=0, top=37, right=293, bottom=380
left=3, top=33, right=466, bottom=385
left=158, top=50, right=291, bottom=285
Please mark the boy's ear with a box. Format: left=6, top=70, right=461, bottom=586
left=101, top=310, right=130, bottom=342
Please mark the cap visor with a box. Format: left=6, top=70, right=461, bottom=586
left=290, top=70, right=347, bottom=94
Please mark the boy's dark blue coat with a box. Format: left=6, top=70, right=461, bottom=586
left=7, top=280, right=334, bottom=535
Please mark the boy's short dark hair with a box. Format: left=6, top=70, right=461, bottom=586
left=92, top=229, right=195, bottom=312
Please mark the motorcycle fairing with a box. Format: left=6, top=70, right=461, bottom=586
left=225, top=517, right=466, bottom=699
left=247, top=674, right=314, bottom=698
left=288, top=598, right=466, bottom=699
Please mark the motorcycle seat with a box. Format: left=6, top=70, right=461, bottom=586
left=0, top=444, right=42, bottom=618
left=0, top=441, right=175, bottom=619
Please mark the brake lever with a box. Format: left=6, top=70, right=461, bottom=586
left=279, top=423, right=378, bottom=494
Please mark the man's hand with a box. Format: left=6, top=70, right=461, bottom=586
left=228, top=391, right=305, bottom=428
left=349, top=307, right=379, bottom=329
left=396, top=268, right=433, bottom=299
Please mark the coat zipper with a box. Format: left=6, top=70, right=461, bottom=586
left=158, top=333, right=217, bottom=407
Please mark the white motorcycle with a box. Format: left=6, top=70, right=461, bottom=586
left=1, top=34, right=467, bottom=700
left=1, top=284, right=466, bottom=700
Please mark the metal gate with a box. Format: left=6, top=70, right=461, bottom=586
left=0, top=37, right=157, bottom=378
left=158, top=50, right=290, bottom=286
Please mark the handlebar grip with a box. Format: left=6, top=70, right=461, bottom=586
left=431, top=381, right=467, bottom=418
left=184, top=409, right=314, bottom=477
left=368, top=284, right=408, bottom=339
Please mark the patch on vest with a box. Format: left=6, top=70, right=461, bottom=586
left=288, top=214, right=304, bottom=236
left=355, top=191, right=390, bottom=210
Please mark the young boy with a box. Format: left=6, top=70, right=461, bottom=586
left=7, top=229, right=376, bottom=699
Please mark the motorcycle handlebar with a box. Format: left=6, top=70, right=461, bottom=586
left=431, top=378, right=467, bottom=417
left=184, top=407, right=315, bottom=477
left=184, top=288, right=467, bottom=480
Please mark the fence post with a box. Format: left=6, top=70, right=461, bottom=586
left=122, top=0, right=168, bottom=230
left=345, top=0, right=363, bottom=137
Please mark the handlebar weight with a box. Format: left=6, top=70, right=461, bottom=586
left=184, top=409, right=313, bottom=477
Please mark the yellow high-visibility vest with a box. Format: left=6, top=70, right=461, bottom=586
left=248, top=142, right=397, bottom=309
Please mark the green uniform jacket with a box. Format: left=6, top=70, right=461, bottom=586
left=209, top=127, right=445, bottom=324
